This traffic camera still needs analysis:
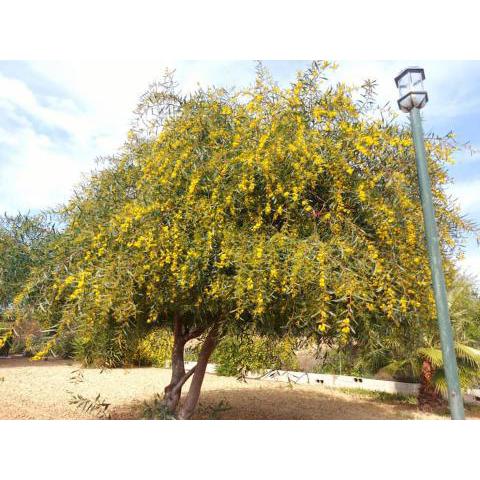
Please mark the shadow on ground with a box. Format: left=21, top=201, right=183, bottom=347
left=114, top=384, right=427, bottom=420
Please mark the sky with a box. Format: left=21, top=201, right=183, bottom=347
left=0, top=60, right=479, bottom=285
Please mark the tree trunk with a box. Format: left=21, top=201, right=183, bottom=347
left=163, top=316, right=187, bottom=413
left=418, top=359, right=443, bottom=411
left=177, top=326, right=219, bottom=420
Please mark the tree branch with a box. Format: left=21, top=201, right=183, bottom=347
left=171, top=365, right=197, bottom=395
left=185, top=326, right=206, bottom=342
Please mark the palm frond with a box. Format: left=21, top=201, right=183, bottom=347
left=376, top=359, right=408, bottom=377
left=458, top=368, right=480, bottom=390
left=432, top=370, right=448, bottom=397
left=432, top=367, right=480, bottom=396
left=417, top=347, right=444, bottom=368
left=455, top=343, right=480, bottom=369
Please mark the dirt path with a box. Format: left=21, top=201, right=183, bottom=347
left=1, top=357, right=477, bottom=420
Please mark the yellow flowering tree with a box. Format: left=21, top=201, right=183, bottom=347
left=12, top=63, right=473, bottom=419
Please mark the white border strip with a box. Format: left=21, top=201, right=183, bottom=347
left=184, top=361, right=480, bottom=405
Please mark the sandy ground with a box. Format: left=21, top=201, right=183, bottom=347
left=1, top=357, right=479, bottom=420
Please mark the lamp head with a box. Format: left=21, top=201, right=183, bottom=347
left=395, top=67, right=428, bottom=112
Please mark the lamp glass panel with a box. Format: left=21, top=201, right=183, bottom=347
left=397, top=71, right=412, bottom=97
left=410, top=70, right=424, bottom=91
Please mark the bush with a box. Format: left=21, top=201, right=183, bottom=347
left=134, top=328, right=174, bottom=367
left=9, top=316, right=44, bottom=357
left=211, top=335, right=298, bottom=377
left=312, top=346, right=373, bottom=377
left=0, top=324, right=13, bottom=356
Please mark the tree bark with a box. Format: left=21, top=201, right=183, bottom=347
left=177, top=326, right=219, bottom=420
left=163, top=317, right=206, bottom=414
left=418, top=359, right=443, bottom=411
left=163, top=316, right=187, bottom=413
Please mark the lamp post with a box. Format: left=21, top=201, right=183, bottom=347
left=394, top=67, right=465, bottom=420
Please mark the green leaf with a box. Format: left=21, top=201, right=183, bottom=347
left=417, top=347, right=444, bottom=368
left=455, top=343, right=480, bottom=369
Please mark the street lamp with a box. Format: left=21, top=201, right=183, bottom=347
left=395, top=67, right=465, bottom=420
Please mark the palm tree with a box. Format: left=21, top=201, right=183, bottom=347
left=377, top=275, right=480, bottom=410
left=416, top=343, right=480, bottom=408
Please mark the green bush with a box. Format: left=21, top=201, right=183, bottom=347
left=312, top=346, right=374, bottom=377
left=211, top=335, right=298, bottom=377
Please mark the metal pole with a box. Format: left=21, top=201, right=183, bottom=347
left=409, top=107, right=465, bottom=420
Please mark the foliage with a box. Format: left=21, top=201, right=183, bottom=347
left=134, top=328, right=174, bottom=367
left=143, top=394, right=231, bottom=420
left=447, top=274, right=480, bottom=347
left=310, top=273, right=480, bottom=394
left=377, top=342, right=480, bottom=396
left=71, top=316, right=149, bottom=368
left=0, top=212, right=57, bottom=313
left=13, top=63, right=473, bottom=353
left=350, top=273, right=480, bottom=385
left=68, top=392, right=111, bottom=419
left=0, top=325, right=13, bottom=356
left=211, top=335, right=298, bottom=377
left=422, top=343, right=480, bottom=396
left=66, top=367, right=111, bottom=418
left=68, top=323, right=173, bottom=368
left=313, top=345, right=371, bottom=377
left=143, top=393, right=177, bottom=420
left=0, top=212, right=62, bottom=357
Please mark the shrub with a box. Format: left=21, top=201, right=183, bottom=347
left=211, top=335, right=298, bottom=377
left=134, top=328, right=174, bottom=367
left=0, top=325, right=13, bottom=356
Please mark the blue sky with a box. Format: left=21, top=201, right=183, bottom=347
left=0, top=60, right=479, bottom=284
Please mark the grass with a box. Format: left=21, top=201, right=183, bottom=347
left=335, top=387, right=418, bottom=405
left=336, top=386, right=480, bottom=418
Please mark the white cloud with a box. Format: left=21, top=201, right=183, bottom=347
left=446, top=179, right=480, bottom=216
left=0, top=126, right=95, bottom=213
left=0, top=61, right=259, bottom=214
left=330, top=61, right=480, bottom=121
left=454, top=148, right=480, bottom=165
left=0, top=71, right=99, bottom=213
left=458, top=253, right=480, bottom=290
left=26, top=60, right=257, bottom=156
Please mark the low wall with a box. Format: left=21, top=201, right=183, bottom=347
left=184, top=361, right=480, bottom=405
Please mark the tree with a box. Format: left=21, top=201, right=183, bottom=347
left=0, top=212, right=58, bottom=355
left=417, top=343, right=480, bottom=408
left=415, top=275, right=480, bottom=408
left=11, top=62, right=474, bottom=419
left=0, top=212, right=57, bottom=313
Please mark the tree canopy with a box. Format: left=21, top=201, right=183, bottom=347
left=10, top=62, right=474, bottom=417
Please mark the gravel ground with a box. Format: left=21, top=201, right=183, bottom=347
left=1, top=357, right=478, bottom=420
